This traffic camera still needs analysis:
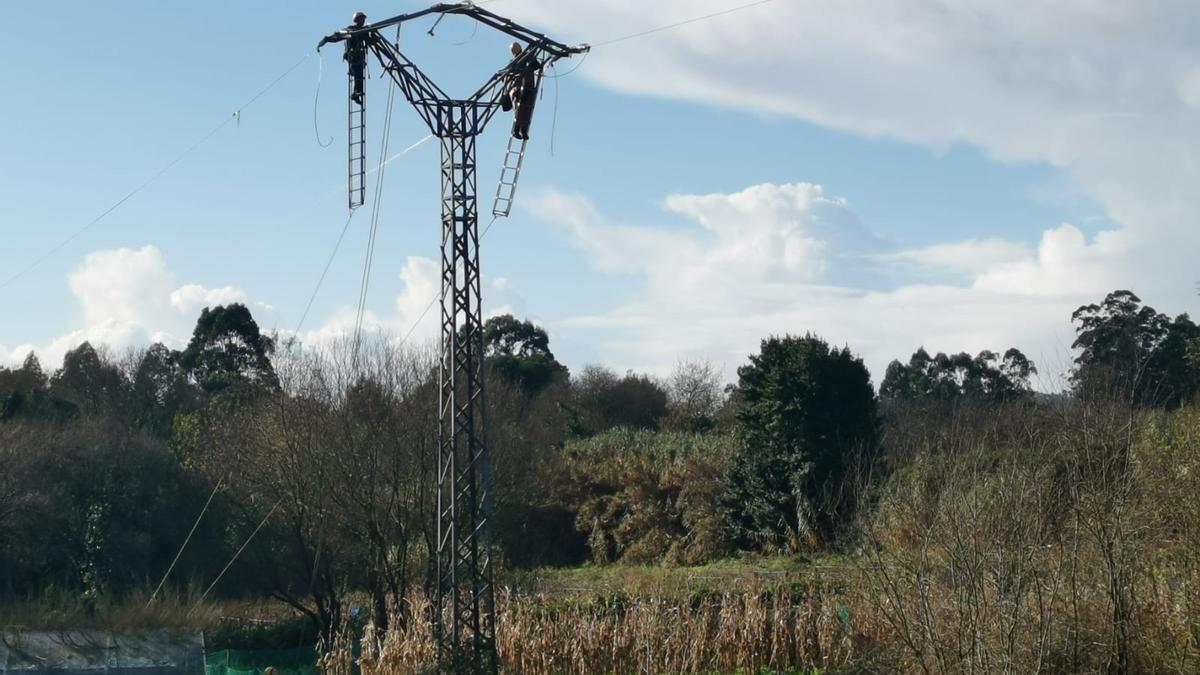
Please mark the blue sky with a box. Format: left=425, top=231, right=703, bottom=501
left=3, top=0, right=1197, bottom=389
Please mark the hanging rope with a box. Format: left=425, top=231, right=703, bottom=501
left=313, top=53, right=334, bottom=148
left=145, top=477, right=224, bottom=607
left=190, top=498, right=283, bottom=614
left=452, top=19, right=480, bottom=46
left=549, top=64, right=561, bottom=156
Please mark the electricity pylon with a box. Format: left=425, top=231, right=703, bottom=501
left=321, top=4, right=586, bottom=671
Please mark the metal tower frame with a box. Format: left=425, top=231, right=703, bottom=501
left=322, top=5, right=586, bottom=672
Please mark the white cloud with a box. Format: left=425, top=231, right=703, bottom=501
left=504, top=0, right=1200, bottom=308
left=972, top=224, right=1132, bottom=297
left=0, top=248, right=477, bottom=369
left=169, top=284, right=248, bottom=314
left=68, top=246, right=174, bottom=329
left=528, top=183, right=889, bottom=301
left=391, top=255, right=441, bottom=346
left=524, top=184, right=1110, bottom=387
left=488, top=1, right=1200, bottom=384
left=1, top=246, right=258, bottom=368
left=291, top=255, right=523, bottom=352
left=884, top=239, right=1032, bottom=279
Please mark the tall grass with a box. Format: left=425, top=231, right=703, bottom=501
left=858, top=400, right=1200, bottom=673
left=325, top=587, right=866, bottom=675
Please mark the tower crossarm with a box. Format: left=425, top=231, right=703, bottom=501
left=356, top=2, right=589, bottom=59
left=368, top=37, right=459, bottom=135
left=347, top=2, right=588, bottom=138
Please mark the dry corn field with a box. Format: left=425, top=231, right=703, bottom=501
left=320, top=586, right=875, bottom=674
left=314, top=554, right=1200, bottom=674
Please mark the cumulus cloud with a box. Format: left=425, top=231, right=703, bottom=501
left=531, top=183, right=889, bottom=300
left=291, top=256, right=526, bottom=352
left=68, top=247, right=174, bottom=329
left=0, top=244, right=528, bottom=369
left=169, top=284, right=248, bottom=314
left=523, top=183, right=1113, bottom=387
left=0, top=246, right=258, bottom=368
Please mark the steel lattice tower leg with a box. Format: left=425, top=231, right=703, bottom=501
left=434, top=105, right=497, bottom=674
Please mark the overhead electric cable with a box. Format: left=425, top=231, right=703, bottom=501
left=541, top=49, right=589, bottom=79
left=593, top=0, right=780, bottom=47
left=287, top=132, right=432, bottom=348
left=289, top=208, right=360, bottom=346
left=303, top=0, right=789, bottom=346
left=0, top=52, right=313, bottom=293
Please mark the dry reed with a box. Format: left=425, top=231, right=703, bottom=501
left=334, top=586, right=863, bottom=674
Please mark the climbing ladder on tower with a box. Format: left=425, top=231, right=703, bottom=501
left=348, top=86, right=367, bottom=210
left=492, top=135, right=528, bottom=218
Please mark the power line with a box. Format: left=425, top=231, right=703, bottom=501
left=289, top=208, right=360, bottom=345
left=391, top=214, right=500, bottom=350
left=593, top=0, right=781, bottom=47
left=287, top=132, right=433, bottom=347
left=316, top=0, right=794, bottom=347
left=0, top=52, right=314, bottom=293
left=2, top=0, right=784, bottom=298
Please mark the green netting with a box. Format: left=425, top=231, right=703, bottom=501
left=204, top=647, right=319, bottom=675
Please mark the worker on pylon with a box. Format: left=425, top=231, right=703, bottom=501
left=317, top=11, right=373, bottom=105
left=506, top=42, right=541, bottom=140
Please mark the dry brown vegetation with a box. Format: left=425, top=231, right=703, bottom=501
left=315, top=400, right=1200, bottom=674
left=319, top=588, right=865, bottom=675
left=856, top=400, right=1200, bottom=674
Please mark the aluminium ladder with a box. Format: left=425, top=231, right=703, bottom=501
left=491, top=135, right=528, bottom=218
left=348, top=82, right=366, bottom=210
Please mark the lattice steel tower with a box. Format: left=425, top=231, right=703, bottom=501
left=320, top=4, right=586, bottom=672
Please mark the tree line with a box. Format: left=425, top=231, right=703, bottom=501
left=0, top=288, right=1196, bottom=635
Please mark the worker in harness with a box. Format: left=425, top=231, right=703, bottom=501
left=317, top=12, right=373, bottom=105
left=506, top=42, right=541, bottom=140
